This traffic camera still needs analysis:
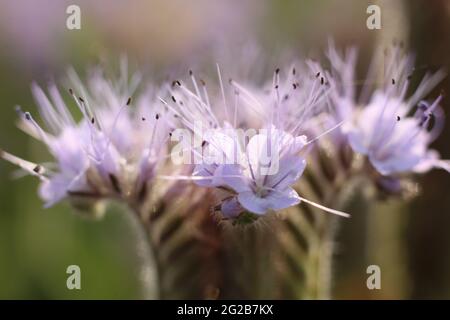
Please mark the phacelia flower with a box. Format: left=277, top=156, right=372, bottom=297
left=163, top=66, right=349, bottom=219
left=2, top=64, right=169, bottom=211
left=326, top=43, right=450, bottom=176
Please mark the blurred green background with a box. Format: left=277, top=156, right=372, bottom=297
left=0, top=0, right=449, bottom=299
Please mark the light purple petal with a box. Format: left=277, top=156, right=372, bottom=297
left=214, top=164, right=252, bottom=193
left=237, top=187, right=300, bottom=214
left=193, top=164, right=219, bottom=187
left=264, top=155, right=306, bottom=190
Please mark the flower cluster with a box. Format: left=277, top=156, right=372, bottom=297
left=3, top=63, right=170, bottom=213
left=1, top=44, right=448, bottom=221
left=325, top=43, right=449, bottom=176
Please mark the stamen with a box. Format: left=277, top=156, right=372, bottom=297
left=234, top=89, right=239, bottom=127
left=229, top=80, right=266, bottom=119
left=68, top=88, right=91, bottom=122
left=201, top=79, right=211, bottom=111
left=23, top=112, right=51, bottom=145
left=0, top=149, right=48, bottom=181
left=96, top=97, right=132, bottom=163
left=148, top=113, right=161, bottom=152
left=216, top=64, right=230, bottom=122
left=298, top=195, right=350, bottom=218
left=305, top=120, right=345, bottom=145
left=189, top=69, right=202, bottom=102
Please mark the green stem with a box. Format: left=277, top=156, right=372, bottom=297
left=126, top=207, right=160, bottom=299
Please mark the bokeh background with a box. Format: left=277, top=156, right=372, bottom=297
left=0, top=0, right=449, bottom=299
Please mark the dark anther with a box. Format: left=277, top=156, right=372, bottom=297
left=33, top=165, right=42, bottom=173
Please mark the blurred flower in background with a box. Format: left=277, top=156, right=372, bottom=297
left=0, top=0, right=450, bottom=300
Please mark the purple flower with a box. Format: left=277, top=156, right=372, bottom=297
left=2, top=65, right=169, bottom=208
left=164, top=67, right=349, bottom=218
left=209, top=128, right=308, bottom=215
left=327, top=43, right=450, bottom=176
